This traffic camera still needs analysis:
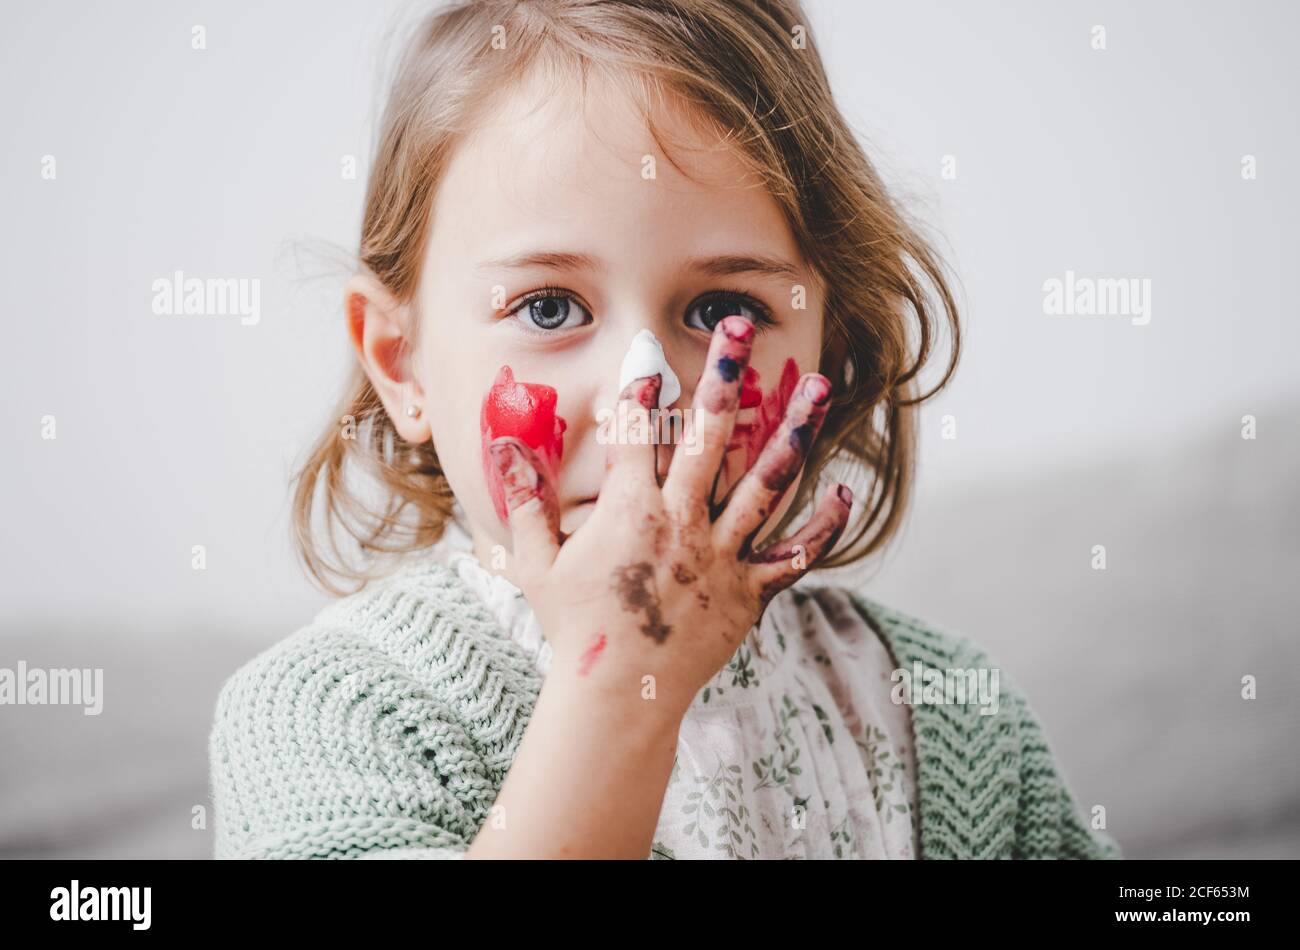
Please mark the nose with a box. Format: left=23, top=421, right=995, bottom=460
left=617, top=329, right=682, bottom=408
left=579, top=326, right=688, bottom=485
left=589, top=326, right=686, bottom=413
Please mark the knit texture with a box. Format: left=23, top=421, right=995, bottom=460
left=208, top=558, right=1121, bottom=860
left=845, top=591, right=1122, bottom=860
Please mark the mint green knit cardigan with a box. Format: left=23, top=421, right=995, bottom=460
left=208, top=559, right=1122, bottom=860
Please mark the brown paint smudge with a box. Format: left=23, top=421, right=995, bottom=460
left=611, top=562, right=672, bottom=643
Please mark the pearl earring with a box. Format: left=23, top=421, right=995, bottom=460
left=405, top=404, right=422, bottom=418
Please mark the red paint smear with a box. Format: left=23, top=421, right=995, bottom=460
left=577, top=631, right=607, bottom=677
left=480, top=366, right=567, bottom=523
left=739, top=367, right=763, bottom=409
left=729, top=357, right=800, bottom=469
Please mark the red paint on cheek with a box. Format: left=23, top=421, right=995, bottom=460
left=729, top=357, right=800, bottom=469
left=577, top=631, right=607, bottom=677
left=480, top=366, right=567, bottom=523
left=739, top=367, right=763, bottom=409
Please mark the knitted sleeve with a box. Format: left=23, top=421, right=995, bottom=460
left=208, top=568, right=539, bottom=859
left=844, top=590, right=1122, bottom=860
left=1001, top=672, right=1123, bottom=860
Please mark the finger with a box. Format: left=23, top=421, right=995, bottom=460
left=601, top=373, right=662, bottom=494
left=713, top=372, right=832, bottom=555
left=488, top=436, right=561, bottom=577
left=661, top=315, right=755, bottom=515
left=747, top=484, right=853, bottom=602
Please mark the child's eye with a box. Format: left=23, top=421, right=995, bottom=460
left=685, top=291, right=776, bottom=334
left=507, top=289, right=592, bottom=333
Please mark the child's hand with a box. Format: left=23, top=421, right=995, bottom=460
left=487, top=316, right=852, bottom=717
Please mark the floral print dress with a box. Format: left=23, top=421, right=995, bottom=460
left=442, top=532, right=920, bottom=860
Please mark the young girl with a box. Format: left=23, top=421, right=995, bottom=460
left=209, top=0, right=1120, bottom=860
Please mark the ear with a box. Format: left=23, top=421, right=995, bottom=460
left=344, top=273, right=429, bottom=443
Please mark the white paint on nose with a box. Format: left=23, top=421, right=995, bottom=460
left=618, top=329, right=681, bottom=408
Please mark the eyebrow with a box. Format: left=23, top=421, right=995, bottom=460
left=476, top=250, right=803, bottom=283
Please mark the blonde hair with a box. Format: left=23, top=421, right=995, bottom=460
left=294, top=0, right=960, bottom=594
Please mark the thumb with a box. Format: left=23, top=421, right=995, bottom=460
left=601, top=373, right=662, bottom=494
left=488, top=436, right=561, bottom=582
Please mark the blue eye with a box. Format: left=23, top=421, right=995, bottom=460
left=508, top=289, right=592, bottom=333
left=685, top=291, right=775, bottom=334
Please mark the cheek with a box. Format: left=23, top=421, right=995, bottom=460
left=422, top=390, right=483, bottom=511
left=479, top=365, right=568, bottom=523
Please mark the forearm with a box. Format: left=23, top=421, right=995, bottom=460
left=465, top=666, right=684, bottom=859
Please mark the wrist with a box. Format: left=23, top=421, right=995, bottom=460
left=538, top=659, right=688, bottom=739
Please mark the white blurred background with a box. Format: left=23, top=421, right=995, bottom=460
left=1, top=0, right=1296, bottom=858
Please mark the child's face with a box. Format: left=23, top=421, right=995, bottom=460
left=413, top=69, right=825, bottom=553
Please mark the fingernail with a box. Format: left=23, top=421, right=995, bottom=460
left=719, top=315, right=755, bottom=344
left=618, top=373, right=662, bottom=410
left=802, top=374, right=831, bottom=405
left=489, top=438, right=521, bottom=477
left=836, top=483, right=853, bottom=506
